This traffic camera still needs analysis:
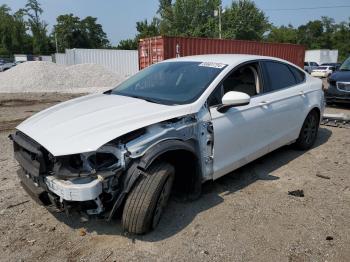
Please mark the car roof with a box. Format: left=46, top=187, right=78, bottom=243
left=164, top=54, right=290, bottom=66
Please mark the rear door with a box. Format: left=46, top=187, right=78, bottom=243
left=259, top=60, right=307, bottom=152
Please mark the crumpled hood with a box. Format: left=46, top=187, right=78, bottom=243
left=17, top=94, right=193, bottom=156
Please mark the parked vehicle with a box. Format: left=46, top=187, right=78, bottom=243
left=0, top=62, right=15, bottom=72
left=15, top=61, right=25, bottom=66
left=311, top=66, right=334, bottom=78
left=321, top=62, right=341, bottom=71
left=10, top=55, right=324, bottom=234
left=304, top=61, right=319, bottom=73
left=325, top=57, right=350, bottom=104
left=304, top=49, right=338, bottom=66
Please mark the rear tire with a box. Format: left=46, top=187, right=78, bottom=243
left=122, top=162, right=175, bottom=234
left=295, top=110, right=319, bottom=150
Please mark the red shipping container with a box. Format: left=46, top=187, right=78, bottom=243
left=139, top=36, right=305, bottom=69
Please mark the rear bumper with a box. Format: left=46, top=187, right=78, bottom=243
left=311, top=72, right=329, bottom=78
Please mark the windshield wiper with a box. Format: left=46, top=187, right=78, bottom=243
left=128, top=95, right=162, bottom=104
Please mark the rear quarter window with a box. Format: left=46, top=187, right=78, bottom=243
left=288, top=66, right=305, bottom=84
left=262, top=61, right=297, bottom=92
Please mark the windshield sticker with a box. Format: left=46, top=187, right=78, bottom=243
left=198, top=62, right=227, bottom=69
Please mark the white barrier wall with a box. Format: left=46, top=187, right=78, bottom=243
left=55, top=48, right=139, bottom=77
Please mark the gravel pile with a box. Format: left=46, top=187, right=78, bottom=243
left=0, top=61, right=126, bottom=93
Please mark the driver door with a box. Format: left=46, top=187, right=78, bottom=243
left=209, top=62, right=273, bottom=179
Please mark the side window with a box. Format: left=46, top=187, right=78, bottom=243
left=288, top=65, right=305, bottom=84
left=207, top=62, right=261, bottom=107
left=262, top=61, right=297, bottom=92
left=304, top=62, right=308, bottom=66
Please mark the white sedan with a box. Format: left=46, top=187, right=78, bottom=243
left=311, top=66, right=334, bottom=78
left=11, top=54, right=324, bottom=234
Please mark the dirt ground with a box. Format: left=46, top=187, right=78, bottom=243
left=0, top=92, right=349, bottom=262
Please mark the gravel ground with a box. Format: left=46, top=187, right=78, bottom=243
left=0, top=62, right=125, bottom=93
left=0, top=93, right=349, bottom=262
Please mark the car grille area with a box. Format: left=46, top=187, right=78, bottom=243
left=337, top=82, right=350, bottom=92
left=10, top=132, right=57, bottom=206
left=12, top=132, right=49, bottom=175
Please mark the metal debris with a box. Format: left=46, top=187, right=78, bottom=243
left=316, top=173, right=330, bottom=180
left=78, top=228, right=87, bottom=236
left=6, top=200, right=30, bottom=209
left=321, top=113, right=350, bottom=128
left=288, top=190, right=304, bottom=197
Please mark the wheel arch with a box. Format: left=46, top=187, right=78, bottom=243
left=107, top=139, right=202, bottom=220
left=308, top=106, right=321, bottom=123
left=138, top=139, right=202, bottom=199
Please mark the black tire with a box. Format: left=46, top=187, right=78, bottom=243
left=122, top=162, right=175, bottom=234
left=295, top=110, right=319, bottom=150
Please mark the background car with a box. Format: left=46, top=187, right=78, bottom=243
left=0, top=62, right=15, bottom=72
left=14, top=61, right=25, bottom=66
left=325, top=57, right=350, bottom=104
left=304, top=61, right=319, bottom=73
left=311, top=66, right=334, bottom=78
left=321, top=62, right=341, bottom=71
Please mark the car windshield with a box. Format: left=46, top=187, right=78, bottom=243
left=110, top=61, right=226, bottom=105
left=340, top=57, right=350, bottom=71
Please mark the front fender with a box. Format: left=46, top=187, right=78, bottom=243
left=137, top=139, right=197, bottom=170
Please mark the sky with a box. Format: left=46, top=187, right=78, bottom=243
left=2, top=0, right=350, bottom=45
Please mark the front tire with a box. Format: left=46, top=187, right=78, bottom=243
left=122, top=162, right=175, bottom=234
left=295, top=110, right=319, bottom=150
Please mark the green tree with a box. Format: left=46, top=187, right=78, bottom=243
left=0, top=5, right=14, bottom=56
left=222, top=0, right=270, bottom=40
left=136, top=18, right=160, bottom=39
left=297, top=20, right=323, bottom=49
left=53, top=14, right=110, bottom=52
left=53, top=14, right=85, bottom=52
left=0, top=5, right=32, bottom=56
left=332, top=19, right=350, bottom=61
left=24, top=0, right=51, bottom=54
left=80, top=16, right=110, bottom=48
left=158, top=0, right=220, bottom=37
left=265, top=24, right=297, bottom=44
left=116, top=39, right=138, bottom=50
left=158, top=0, right=173, bottom=34
left=115, top=18, right=160, bottom=50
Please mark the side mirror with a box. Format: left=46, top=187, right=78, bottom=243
left=218, top=91, right=250, bottom=113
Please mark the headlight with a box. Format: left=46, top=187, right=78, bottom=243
left=55, top=145, right=122, bottom=177
left=87, top=152, right=118, bottom=170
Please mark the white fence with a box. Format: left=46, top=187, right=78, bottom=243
left=55, top=48, right=139, bottom=77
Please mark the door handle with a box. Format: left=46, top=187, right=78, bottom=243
left=259, top=101, right=270, bottom=107
left=299, top=91, right=306, bottom=97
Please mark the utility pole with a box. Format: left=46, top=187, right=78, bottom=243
left=214, top=6, right=223, bottom=39
left=218, top=7, right=222, bottom=39
left=55, top=33, right=58, bottom=53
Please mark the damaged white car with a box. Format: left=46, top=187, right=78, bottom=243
left=10, top=55, right=324, bottom=234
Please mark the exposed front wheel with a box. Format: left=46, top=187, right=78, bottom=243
left=295, top=110, right=319, bottom=150
left=122, top=162, right=175, bottom=234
